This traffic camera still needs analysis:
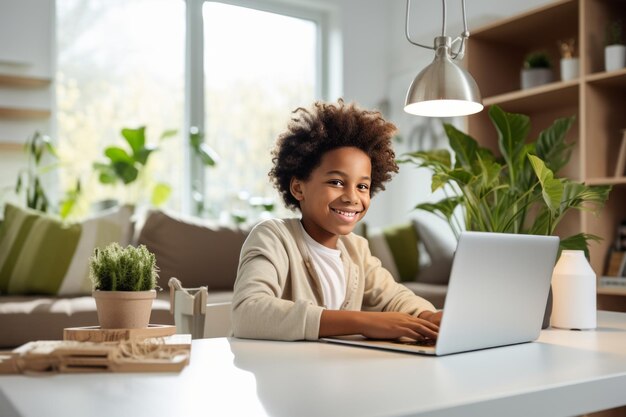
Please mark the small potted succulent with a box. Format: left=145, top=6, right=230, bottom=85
left=521, top=51, right=553, bottom=89
left=605, top=19, right=625, bottom=72
left=90, top=243, right=159, bottom=329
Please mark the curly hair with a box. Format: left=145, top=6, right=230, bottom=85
left=269, top=99, right=399, bottom=211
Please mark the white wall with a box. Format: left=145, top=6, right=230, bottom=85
left=364, top=0, right=557, bottom=232
left=0, top=0, right=54, bottom=204
left=0, top=0, right=559, bottom=224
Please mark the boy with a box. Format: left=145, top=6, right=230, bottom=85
left=232, top=99, right=441, bottom=341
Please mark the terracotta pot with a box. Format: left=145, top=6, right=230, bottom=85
left=93, top=290, right=156, bottom=329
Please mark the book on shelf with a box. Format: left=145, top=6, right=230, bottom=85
left=599, top=276, right=626, bottom=288
left=604, top=250, right=626, bottom=277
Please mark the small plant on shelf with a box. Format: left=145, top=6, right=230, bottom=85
left=521, top=51, right=553, bottom=89
left=605, top=19, right=624, bottom=46
left=605, top=19, right=626, bottom=72
left=523, top=51, right=551, bottom=69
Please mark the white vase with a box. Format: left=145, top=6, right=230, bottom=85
left=605, top=44, right=626, bottom=72
left=520, top=68, right=553, bottom=89
left=560, top=57, right=579, bottom=81
left=551, top=250, right=596, bottom=330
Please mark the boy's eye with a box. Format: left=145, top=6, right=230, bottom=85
left=358, top=183, right=370, bottom=191
left=328, top=180, right=343, bottom=186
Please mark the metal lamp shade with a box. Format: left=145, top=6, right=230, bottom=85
left=404, top=38, right=483, bottom=117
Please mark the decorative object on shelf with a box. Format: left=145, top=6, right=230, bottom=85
left=521, top=51, right=553, bottom=89
left=614, top=129, right=626, bottom=177
left=93, top=126, right=177, bottom=208
left=605, top=19, right=625, bottom=72
left=90, top=242, right=159, bottom=329
left=558, top=38, right=579, bottom=81
left=551, top=250, right=596, bottom=330
left=401, top=104, right=611, bottom=254
left=403, top=0, right=482, bottom=117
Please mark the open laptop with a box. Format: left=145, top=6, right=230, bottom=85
left=322, top=231, right=560, bottom=356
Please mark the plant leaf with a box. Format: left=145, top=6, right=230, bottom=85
left=401, top=149, right=452, bottom=169
left=415, top=197, right=463, bottom=221
left=159, top=129, right=178, bottom=141
left=560, top=233, right=602, bottom=259
left=151, top=182, right=172, bottom=206
left=535, top=116, right=575, bottom=174
left=444, top=123, right=478, bottom=171
left=121, top=126, right=146, bottom=156
left=134, top=144, right=157, bottom=166
left=112, top=161, right=139, bottom=184
left=104, top=146, right=134, bottom=164
left=528, top=154, right=563, bottom=212
left=489, top=105, right=530, bottom=183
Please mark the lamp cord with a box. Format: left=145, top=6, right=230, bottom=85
left=405, top=0, right=470, bottom=60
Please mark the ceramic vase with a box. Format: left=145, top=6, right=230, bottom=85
left=551, top=250, right=596, bottom=330
left=93, top=289, right=156, bottom=329
left=520, top=68, right=553, bottom=89
left=560, top=57, right=579, bottom=81
left=605, top=45, right=626, bottom=72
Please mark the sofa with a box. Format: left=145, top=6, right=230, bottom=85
left=0, top=205, right=451, bottom=348
left=0, top=205, right=247, bottom=348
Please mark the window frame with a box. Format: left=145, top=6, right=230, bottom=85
left=183, top=0, right=331, bottom=215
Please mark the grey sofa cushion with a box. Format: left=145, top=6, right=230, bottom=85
left=137, top=210, right=248, bottom=291
left=412, top=218, right=455, bottom=285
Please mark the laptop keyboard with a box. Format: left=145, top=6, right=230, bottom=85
left=392, top=338, right=437, bottom=347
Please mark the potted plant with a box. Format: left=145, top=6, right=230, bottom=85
left=521, top=51, right=553, bottom=89
left=401, top=104, right=611, bottom=253
left=558, top=38, right=579, bottom=81
left=400, top=105, right=611, bottom=328
left=90, top=242, right=159, bottom=329
left=605, top=19, right=626, bottom=72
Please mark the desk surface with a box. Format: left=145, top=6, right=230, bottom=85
left=2, top=311, right=626, bottom=417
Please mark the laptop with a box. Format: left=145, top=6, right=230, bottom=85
left=322, top=231, right=559, bottom=356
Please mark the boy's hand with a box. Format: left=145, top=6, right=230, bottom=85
left=319, top=310, right=439, bottom=340
left=418, top=310, right=443, bottom=326
left=358, top=312, right=439, bottom=341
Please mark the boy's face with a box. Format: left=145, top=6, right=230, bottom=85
left=290, top=146, right=371, bottom=249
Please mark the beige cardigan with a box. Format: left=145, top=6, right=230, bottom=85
left=231, top=218, right=436, bottom=341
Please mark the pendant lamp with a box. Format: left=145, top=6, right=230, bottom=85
left=404, top=0, right=483, bottom=117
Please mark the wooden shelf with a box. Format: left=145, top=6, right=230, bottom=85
left=0, top=74, right=51, bottom=88
left=586, top=177, right=626, bottom=186
left=0, top=107, right=50, bottom=119
left=597, top=287, right=626, bottom=296
left=468, top=0, right=626, bottom=311
left=0, top=142, right=24, bottom=152
left=483, top=80, right=579, bottom=114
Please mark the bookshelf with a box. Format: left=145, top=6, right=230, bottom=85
left=467, top=0, right=626, bottom=311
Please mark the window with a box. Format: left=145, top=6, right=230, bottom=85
left=199, top=1, right=321, bottom=222
left=56, top=0, right=184, bottom=215
left=56, top=0, right=324, bottom=221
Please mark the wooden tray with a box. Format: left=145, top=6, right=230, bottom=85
left=64, top=324, right=176, bottom=343
left=0, top=335, right=192, bottom=374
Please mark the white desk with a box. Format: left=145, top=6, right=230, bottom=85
left=1, top=311, right=626, bottom=417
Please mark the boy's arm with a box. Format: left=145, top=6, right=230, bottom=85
left=319, top=310, right=439, bottom=340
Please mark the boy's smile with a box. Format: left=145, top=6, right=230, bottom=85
left=290, top=146, right=371, bottom=249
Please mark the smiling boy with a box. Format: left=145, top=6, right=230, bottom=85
left=232, top=100, right=441, bottom=341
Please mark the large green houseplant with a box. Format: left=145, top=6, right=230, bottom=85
left=401, top=105, right=611, bottom=256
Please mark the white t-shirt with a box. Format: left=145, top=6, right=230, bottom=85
left=300, top=223, right=346, bottom=310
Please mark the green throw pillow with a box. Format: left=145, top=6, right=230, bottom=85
left=382, top=223, right=420, bottom=282
left=0, top=204, right=133, bottom=296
